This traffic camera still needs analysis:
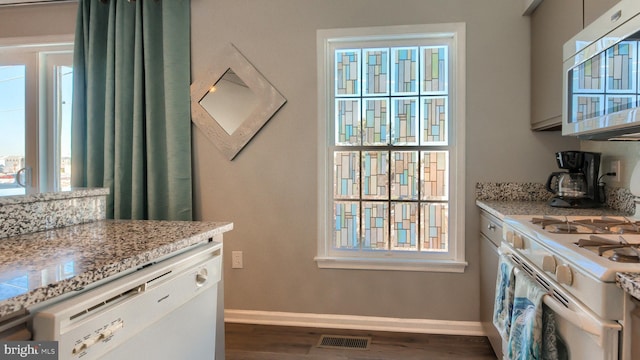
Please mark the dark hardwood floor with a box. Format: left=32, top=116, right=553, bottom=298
left=225, top=323, right=498, bottom=360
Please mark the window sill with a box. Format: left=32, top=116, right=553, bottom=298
left=314, top=256, right=468, bottom=273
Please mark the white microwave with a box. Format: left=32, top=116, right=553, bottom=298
left=562, top=0, right=640, bottom=140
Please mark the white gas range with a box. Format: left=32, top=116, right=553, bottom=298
left=499, top=214, right=640, bottom=360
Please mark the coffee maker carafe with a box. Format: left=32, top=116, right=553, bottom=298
left=545, top=151, right=602, bottom=208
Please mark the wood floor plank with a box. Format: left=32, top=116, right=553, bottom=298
left=225, top=323, right=498, bottom=360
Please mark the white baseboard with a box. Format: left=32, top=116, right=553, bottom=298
left=224, top=309, right=485, bottom=336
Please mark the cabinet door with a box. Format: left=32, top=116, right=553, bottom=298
left=584, top=0, right=620, bottom=27
left=530, top=0, right=583, bottom=130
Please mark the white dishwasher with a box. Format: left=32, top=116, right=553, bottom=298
left=31, top=241, right=222, bottom=360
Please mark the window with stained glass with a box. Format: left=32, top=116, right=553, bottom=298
left=317, top=24, right=466, bottom=272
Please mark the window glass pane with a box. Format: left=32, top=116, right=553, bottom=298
left=573, top=53, right=605, bottom=93
left=335, top=49, right=360, bottom=96
left=335, top=99, right=361, bottom=145
left=391, top=47, right=418, bottom=95
left=421, top=46, right=448, bottom=94
left=363, top=48, right=389, bottom=96
left=391, top=97, right=418, bottom=145
left=606, top=95, right=636, bottom=113
left=333, top=151, right=360, bottom=199
left=0, top=65, right=26, bottom=196
left=421, top=151, right=448, bottom=201
left=362, top=98, right=389, bottom=145
left=390, top=151, right=418, bottom=200
left=421, top=203, right=448, bottom=252
left=605, top=41, right=636, bottom=93
left=421, top=96, right=448, bottom=145
left=362, top=201, right=388, bottom=250
left=390, top=202, right=418, bottom=250
left=570, top=52, right=607, bottom=122
left=334, top=201, right=359, bottom=249
left=58, top=65, right=73, bottom=190
left=362, top=151, right=388, bottom=200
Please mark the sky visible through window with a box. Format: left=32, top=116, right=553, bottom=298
left=0, top=65, right=26, bottom=159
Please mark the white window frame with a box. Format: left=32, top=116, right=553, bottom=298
left=0, top=35, right=74, bottom=195
left=315, top=24, right=467, bottom=272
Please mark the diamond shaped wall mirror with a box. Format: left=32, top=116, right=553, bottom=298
left=191, top=43, right=286, bottom=160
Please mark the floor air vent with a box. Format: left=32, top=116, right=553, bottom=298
left=317, top=335, right=371, bottom=350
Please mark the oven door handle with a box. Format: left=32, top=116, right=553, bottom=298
left=542, top=293, right=621, bottom=347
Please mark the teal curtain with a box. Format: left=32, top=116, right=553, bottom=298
left=71, top=0, right=192, bottom=220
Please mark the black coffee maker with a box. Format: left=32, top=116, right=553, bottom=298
left=545, top=151, right=602, bottom=208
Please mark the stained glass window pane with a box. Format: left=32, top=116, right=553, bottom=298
left=421, top=151, right=448, bottom=201
left=334, top=151, right=360, bottom=199
left=391, top=97, right=418, bottom=145
left=362, top=201, right=388, bottom=250
left=335, top=49, right=360, bottom=96
left=335, top=99, right=361, bottom=145
left=572, top=53, right=604, bottom=93
left=606, top=95, right=636, bottom=113
left=362, top=99, right=389, bottom=145
left=391, top=47, right=418, bottom=95
left=421, top=96, right=447, bottom=145
left=362, top=151, right=388, bottom=199
left=572, top=95, right=604, bottom=121
left=334, top=201, right=359, bottom=249
left=421, top=46, right=448, bottom=94
left=605, top=41, right=636, bottom=93
left=391, top=151, right=418, bottom=200
left=390, top=202, right=418, bottom=250
left=363, top=48, right=389, bottom=96
left=421, top=203, right=448, bottom=252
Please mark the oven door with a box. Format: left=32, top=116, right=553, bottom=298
left=500, top=251, right=621, bottom=360
left=542, top=291, right=620, bottom=360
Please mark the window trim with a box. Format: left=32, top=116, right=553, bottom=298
left=315, top=23, right=467, bottom=272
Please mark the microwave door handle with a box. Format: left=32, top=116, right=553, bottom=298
left=542, top=294, right=621, bottom=347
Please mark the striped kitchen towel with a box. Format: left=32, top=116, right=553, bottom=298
left=507, top=269, right=547, bottom=360
left=493, top=253, right=517, bottom=340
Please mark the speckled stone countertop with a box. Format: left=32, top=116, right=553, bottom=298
left=476, top=200, right=630, bottom=220
left=0, top=188, right=109, bottom=206
left=0, top=220, right=233, bottom=318
left=617, top=273, right=640, bottom=300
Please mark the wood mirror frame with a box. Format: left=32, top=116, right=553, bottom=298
left=191, top=43, right=286, bottom=160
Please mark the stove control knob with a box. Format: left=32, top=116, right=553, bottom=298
left=512, top=234, right=524, bottom=249
left=542, top=255, right=557, bottom=273
left=556, top=264, right=573, bottom=286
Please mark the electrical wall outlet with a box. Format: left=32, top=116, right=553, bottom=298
left=231, top=251, right=243, bottom=269
left=610, top=160, right=621, bottom=183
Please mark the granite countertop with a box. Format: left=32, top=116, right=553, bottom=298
left=617, top=273, right=640, bottom=300
left=0, top=220, right=233, bottom=318
left=0, top=188, right=109, bottom=206
left=476, top=199, right=630, bottom=220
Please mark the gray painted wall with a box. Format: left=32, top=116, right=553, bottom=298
left=0, top=0, right=583, bottom=322
left=190, top=0, right=577, bottom=321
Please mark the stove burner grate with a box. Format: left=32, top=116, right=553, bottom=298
left=609, top=248, right=640, bottom=263
left=531, top=216, right=640, bottom=235
left=575, top=235, right=640, bottom=263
